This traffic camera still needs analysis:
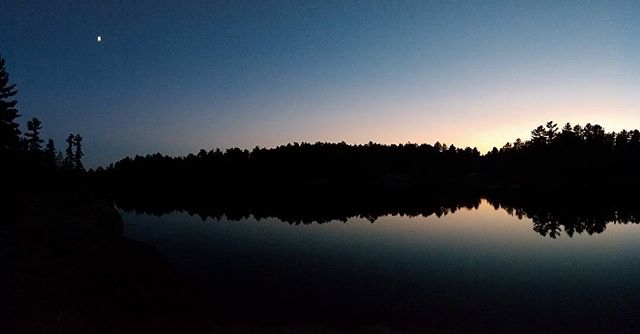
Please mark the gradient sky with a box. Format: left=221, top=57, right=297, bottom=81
left=1, top=1, right=639, bottom=167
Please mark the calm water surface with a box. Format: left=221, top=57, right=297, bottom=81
left=122, top=200, right=640, bottom=333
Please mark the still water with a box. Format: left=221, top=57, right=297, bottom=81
left=122, top=199, right=640, bottom=333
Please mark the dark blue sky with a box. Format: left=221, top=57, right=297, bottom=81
left=2, top=1, right=639, bottom=167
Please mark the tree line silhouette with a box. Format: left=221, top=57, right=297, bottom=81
left=93, top=140, right=484, bottom=204
left=1, top=56, right=85, bottom=172
left=1, top=55, right=86, bottom=215
left=485, top=120, right=640, bottom=189
left=4, top=51, right=640, bottom=225
left=93, top=120, right=640, bottom=200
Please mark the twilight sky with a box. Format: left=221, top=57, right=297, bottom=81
left=1, top=1, right=639, bottom=167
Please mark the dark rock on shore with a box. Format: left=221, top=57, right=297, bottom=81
left=1, top=195, right=179, bottom=334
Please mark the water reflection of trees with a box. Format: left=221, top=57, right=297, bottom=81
left=117, top=192, right=640, bottom=238
left=488, top=195, right=640, bottom=238
left=117, top=194, right=482, bottom=225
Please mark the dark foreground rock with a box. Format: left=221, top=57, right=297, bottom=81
left=1, top=195, right=180, bottom=334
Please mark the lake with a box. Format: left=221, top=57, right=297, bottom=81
left=122, top=199, right=640, bottom=333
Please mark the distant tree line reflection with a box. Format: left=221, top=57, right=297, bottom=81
left=116, top=193, right=482, bottom=225
left=116, top=192, right=640, bottom=238
left=488, top=193, right=640, bottom=238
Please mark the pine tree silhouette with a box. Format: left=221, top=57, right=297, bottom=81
left=64, top=134, right=75, bottom=170
left=45, top=139, right=57, bottom=168
left=25, top=117, right=44, bottom=151
left=73, top=134, right=84, bottom=171
left=0, top=55, right=21, bottom=150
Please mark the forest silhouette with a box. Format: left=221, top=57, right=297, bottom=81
left=3, top=53, right=640, bottom=234
left=93, top=119, right=640, bottom=194
left=2, top=54, right=640, bottom=238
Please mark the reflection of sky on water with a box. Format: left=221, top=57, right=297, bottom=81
left=122, top=200, right=640, bottom=332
